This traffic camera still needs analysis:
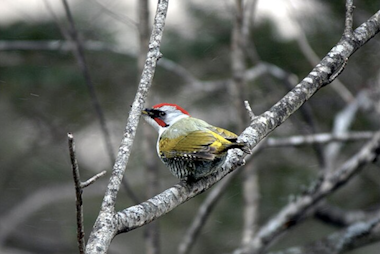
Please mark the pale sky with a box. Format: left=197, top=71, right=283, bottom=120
left=0, top=0, right=325, bottom=46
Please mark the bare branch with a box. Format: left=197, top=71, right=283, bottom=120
left=270, top=215, right=380, bottom=254
left=293, top=13, right=354, bottom=103
left=67, top=133, right=86, bottom=254
left=81, top=171, right=107, bottom=188
left=244, top=100, right=255, bottom=122
left=234, top=131, right=380, bottom=254
left=67, top=133, right=107, bottom=253
left=85, top=1, right=170, bottom=252
left=112, top=9, right=380, bottom=238
left=266, top=131, right=374, bottom=147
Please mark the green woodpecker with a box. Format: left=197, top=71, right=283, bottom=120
left=142, top=103, right=248, bottom=180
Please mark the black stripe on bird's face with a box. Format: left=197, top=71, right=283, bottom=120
left=142, top=108, right=168, bottom=127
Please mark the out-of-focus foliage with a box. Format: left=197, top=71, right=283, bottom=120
left=1, top=1, right=380, bottom=253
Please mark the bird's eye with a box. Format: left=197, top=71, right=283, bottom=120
left=159, top=111, right=166, bottom=117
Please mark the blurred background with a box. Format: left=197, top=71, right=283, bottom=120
left=1, top=0, right=380, bottom=253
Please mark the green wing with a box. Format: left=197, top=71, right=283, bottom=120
left=159, top=130, right=232, bottom=161
left=206, top=126, right=238, bottom=141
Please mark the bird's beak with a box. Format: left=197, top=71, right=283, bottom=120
left=142, top=108, right=154, bottom=117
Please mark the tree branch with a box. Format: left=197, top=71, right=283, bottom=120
left=68, top=133, right=106, bottom=254
left=113, top=7, right=380, bottom=238
left=85, top=0, right=169, bottom=252
left=314, top=203, right=380, bottom=227
left=81, top=171, right=107, bottom=188
left=68, top=133, right=86, bottom=254
left=292, top=7, right=354, bottom=103
left=270, top=215, right=380, bottom=254
left=266, top=131, right=374, bottom=147
left=234, top=130, right=380, bottom=254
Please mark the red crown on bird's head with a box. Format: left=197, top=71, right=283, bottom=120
left=152, top=103, right=190, bottom=116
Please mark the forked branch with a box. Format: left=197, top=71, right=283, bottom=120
left=67, top=133, right=106, bottom=254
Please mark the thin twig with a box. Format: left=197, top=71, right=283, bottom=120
left=81, top=171, right=107, bottom=188
left=68, top=133, right=85, bottom=254
left=68, top=133, right=107, bottom=253
left=244, top=100, right=255, bottom=122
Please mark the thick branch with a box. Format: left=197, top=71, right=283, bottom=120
left=113, top=9, right=380, bottom=237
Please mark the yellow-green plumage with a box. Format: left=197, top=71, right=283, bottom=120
left=142, top=103, right=248, bottom=180
left=158, top=117, right=244, bottom=179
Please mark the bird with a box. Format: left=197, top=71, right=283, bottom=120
left=142, top=103, right=248, bottom=181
